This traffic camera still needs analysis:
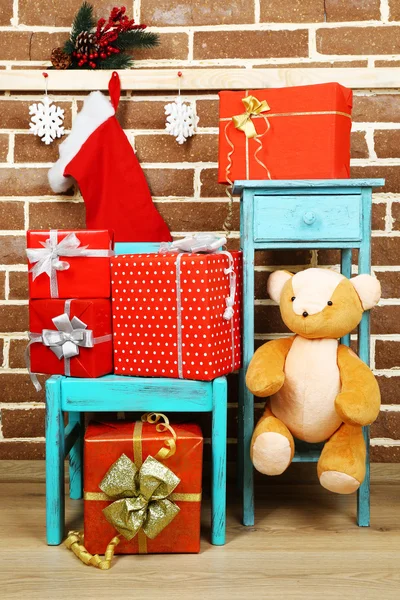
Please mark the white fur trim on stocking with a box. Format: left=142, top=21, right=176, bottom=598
left=48, top=91, right=115, bottom=193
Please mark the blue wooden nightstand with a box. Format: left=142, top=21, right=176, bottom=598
left=233, top=179, right=384, bottom=528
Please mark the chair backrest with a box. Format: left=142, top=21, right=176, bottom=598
left=114, top=242, right=160, bottom=255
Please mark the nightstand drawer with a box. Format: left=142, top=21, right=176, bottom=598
left=253, top=195, right=361, bottom=242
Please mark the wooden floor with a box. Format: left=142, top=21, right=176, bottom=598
left=0, top=462, right=399, bottom=600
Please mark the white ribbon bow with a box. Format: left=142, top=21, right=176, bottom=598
left=26, top=230, right=112, bottom=297
left=159, top=233, right=227, bottom=254
left=27, top=231, right=86, bottom=279
left=41, top=313, right=94, bottom=359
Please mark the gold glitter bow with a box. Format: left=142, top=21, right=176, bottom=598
left=100, top=454, right=181, bottom=541
left=232, top=95, right=270, bottom=139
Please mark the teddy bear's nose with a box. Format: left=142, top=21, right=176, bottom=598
left=302, top=311, right=309, bottom=318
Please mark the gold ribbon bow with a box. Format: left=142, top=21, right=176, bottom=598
left=232, top=95, right=270, bottom=139
left=100, top=453, right=181, bottom=541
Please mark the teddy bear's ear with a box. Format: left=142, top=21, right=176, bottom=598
left=267, top=270, right=294, bottom=304
left=350, top=274, right=381, bottom=310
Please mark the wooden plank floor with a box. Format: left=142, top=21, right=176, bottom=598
left=0, top=462, right=399, bottom=600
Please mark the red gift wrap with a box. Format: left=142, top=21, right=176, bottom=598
left=27, top=229, right=114, bottom=299
left=111, top=251, right=242, bottom=380
left=84, top=418, right=203, bottom=554
left=29, top=298, right=113, bottom=377
left=218, top=82, right=352, bottom=183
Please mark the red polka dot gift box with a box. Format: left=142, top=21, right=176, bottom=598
left=111, top=250, right=242, bottom=381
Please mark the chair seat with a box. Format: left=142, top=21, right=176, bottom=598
left=58, top=374, right=214, bottom=412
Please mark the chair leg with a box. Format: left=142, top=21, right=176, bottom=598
left=211, top=376, right=227, bottom=546
left=241, top=383, right=255, bottom=526
left=45, top=376, right=65, bottom=545
left=68, top=412, right=84, bottom=500
left=357, top=425, right=370, bottom=526
left=236, top=369, right=244, bottom=493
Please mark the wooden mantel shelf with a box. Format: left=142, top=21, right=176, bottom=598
left=0, top=67, right=399, bottom=91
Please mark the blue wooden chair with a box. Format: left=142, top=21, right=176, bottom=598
left=45, top=242, right=227, bottom=546
left=233, top=179, right=385, bottom=528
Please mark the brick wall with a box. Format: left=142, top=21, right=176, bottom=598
left=0, top=1, right=399, bottom=461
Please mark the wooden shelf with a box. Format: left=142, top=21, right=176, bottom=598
left=1, top=67, right=400, bottom=91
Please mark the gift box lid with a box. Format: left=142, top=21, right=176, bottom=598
left=27, top=229, right=114, bottom=249
left=84, top=420, right=203, bottom=443
left=219, top=82, right=352, bottom=117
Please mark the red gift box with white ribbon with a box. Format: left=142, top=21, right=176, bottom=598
left=26, top=229, right=114, bottom=299
left=28, top=297, right=113, bottom=388
left=111, top=235, right=242, bottom=381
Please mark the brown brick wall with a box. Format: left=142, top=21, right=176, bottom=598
left=0, top=0, right=399, bottom=462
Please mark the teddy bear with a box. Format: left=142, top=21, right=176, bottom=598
left=246, top=267, right=381, bottom=494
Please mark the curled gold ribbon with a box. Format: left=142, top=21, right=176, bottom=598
left=65, top=530, right=121, bottom=570
left=223, top=94, right=272, bottom=232
left=142, top=413, right=177, bottom=460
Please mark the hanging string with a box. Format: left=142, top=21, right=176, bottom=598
left=177, top=71, right=182, bottom=96
left=42, top=72, right=48, bottom=96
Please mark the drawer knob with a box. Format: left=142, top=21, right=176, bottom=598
left=303, top=211, right=316, bottom=225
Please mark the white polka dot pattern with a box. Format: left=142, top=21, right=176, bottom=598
left=111, top=252, right=242, bottom=381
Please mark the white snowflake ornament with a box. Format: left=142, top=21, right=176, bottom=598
left=29, top=96, right=65, bottom=145
left=165, top=97, right=199, bottom=144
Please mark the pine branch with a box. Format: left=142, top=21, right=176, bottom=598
left=97, top=54, right=134, bottom=70
left=64, top=1, right=96, bottom=54
left=114, top=30, right=160, bottom=52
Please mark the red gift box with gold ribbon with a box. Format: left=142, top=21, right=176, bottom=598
left=83, top=415, right=203, bottom=555
left=218, top=82, right=352, bottom=184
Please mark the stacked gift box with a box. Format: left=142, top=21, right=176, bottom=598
left=111, top=240, right=242, bottom=381
left=26, top=228, right=242, bottom=559
left=26, top=229, right=114, bottom=385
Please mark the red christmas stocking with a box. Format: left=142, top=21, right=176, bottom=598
left=48, top=72, right=172, bottom=243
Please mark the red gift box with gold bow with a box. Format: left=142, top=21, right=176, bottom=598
left=83, top=415, right=203, bottom=556
left=218, top=83, right=352, bottom=184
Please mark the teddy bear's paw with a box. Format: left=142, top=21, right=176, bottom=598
left=319, top=470, right=361, bottom=495
left=252, top=432, right=292, bottom=476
